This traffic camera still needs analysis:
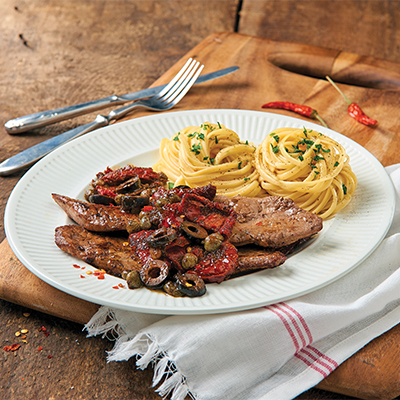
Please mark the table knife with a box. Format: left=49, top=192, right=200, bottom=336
left=4, top=66, right=239, bottom=134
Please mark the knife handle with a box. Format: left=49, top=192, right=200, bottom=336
left=4, top=95, right=128, bottom=135
left=0, top=115, right=109, bottom=176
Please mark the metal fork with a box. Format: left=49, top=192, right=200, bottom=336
left=0, top=58, right=204, bottom=176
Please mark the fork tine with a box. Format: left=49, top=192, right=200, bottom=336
left=157, top=58, right=195, bottom=98
left=157, top=59, right=198, bottom=101
left=165, top=63, right=204, bottom=105
left=159, top=61, right=204, bottom=105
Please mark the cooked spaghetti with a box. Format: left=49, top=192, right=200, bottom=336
left=153, top=122, right=265, bottom=197
left=255, top=127, right=357, bottom=219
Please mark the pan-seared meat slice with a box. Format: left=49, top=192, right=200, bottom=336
left=235, top=246, right=286, bottom=275
left=52, top=193, right=138, bottom=232
left=55, top=225, right=142, bottom=277
left=215, top=195, right=323, bottom=248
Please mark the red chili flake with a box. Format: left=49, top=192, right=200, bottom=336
left=142, top=206, right=154, bottom=212
left=3, top=343, right=21, bottom=352
left=80, top=275, right=85, bottom=279
left=38, top=326, right=47, bottom=332
left=112, top=285, right=119, bottom=289
left=38, top=346, right=43, bottom=351
left=118, top=283, right=125, bottom=288
left=97, top=274, right=105, bottom=280
left=93, top=271, right=101, bottom=276
left=43, top=332, right=50, bottom=337
left=47, top=355, right=53, bottom=359
left=256, top=221, right=263, bottom=226
left=73, top=264, right=81, bottom=269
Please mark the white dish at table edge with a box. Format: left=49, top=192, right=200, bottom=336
left=4, top=109, right=396, bottom=315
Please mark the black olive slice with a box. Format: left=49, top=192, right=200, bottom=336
left=140, top=259, right=170, bottom=289
left=115, top=176, right=141, bottom=194
left=180, top=221, right=208, bottom=240
left=88, top=194, right=116, bottom=206
left=146, top=227, right=177, bottom=247
left=120, top=195, right=150, bottom=213
left=175, top=273, right=206, bottom=297
left=174, top=185, right=191, bottom=189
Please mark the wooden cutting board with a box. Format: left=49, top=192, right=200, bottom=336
left=1, top=32, right=400, bottom=399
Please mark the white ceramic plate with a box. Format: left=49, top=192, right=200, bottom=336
left=5, top=109, right=395, bottom=315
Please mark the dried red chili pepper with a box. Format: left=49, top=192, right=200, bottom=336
left=326, top=76, right=377, bottom=126
left=262, top=101, right=328, bottom=127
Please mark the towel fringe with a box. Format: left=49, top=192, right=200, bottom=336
left=84, top=307, right=191, bottom=400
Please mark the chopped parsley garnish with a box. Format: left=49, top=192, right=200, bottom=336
left=191, top=143, right=202, bottom=155
left=271, top=144, right=280, bottom=153
left=238, top=161, right=242, bottom=169
left=342, top=184, right=348, bottom=195
left=334, top=161, right=339, bottom=167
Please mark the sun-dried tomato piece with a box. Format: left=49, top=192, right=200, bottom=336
left=179, top=193, right=236, bottom=238
left=101, top=166, right=166, bottom=185
left=189, top=242, right=238, bottom=283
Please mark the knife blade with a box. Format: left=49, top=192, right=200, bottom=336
left=5, top=66, right=239, bottom=134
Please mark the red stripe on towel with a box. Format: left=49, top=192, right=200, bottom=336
left=264, top=303, right=338, bottom=377
left=268, top=306, right=301, bottom=351
left=294, top=353, right=330, bottom=378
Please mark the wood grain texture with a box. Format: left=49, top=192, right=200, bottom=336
left=1, top=1, right=400, bottom=399
left=239, top=0, right=400, bottom=62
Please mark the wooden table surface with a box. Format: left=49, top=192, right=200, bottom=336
left=1, top=1, right=400, bottom=399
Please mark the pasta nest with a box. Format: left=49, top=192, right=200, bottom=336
left=255, top=127, right=357, bottom=219
left=153, top=122, right=265, bottom=197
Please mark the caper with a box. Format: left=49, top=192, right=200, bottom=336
left=149, top=210, right=162, bottom=226
left=114, top=194, right=125, bottom=205
left=167, top=193, right=181, bottom=204
left=149, top=247, right=162, bottom=259
left=163, top=281, right=185, bottom=297
left=126, top=220, right=141, bottom=234
left=139, top=215, right=152, bottom=230
left=138, top=210, right=148, bottom=219
left=125, top=271, right=143, bottom=289
left=154, top=198, right=169, bottom=207
left=204, top=233, right=224, bottom=252
left=181, top=252, right=198, bottom=270
left=84, top=187, right=96, bottom=202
